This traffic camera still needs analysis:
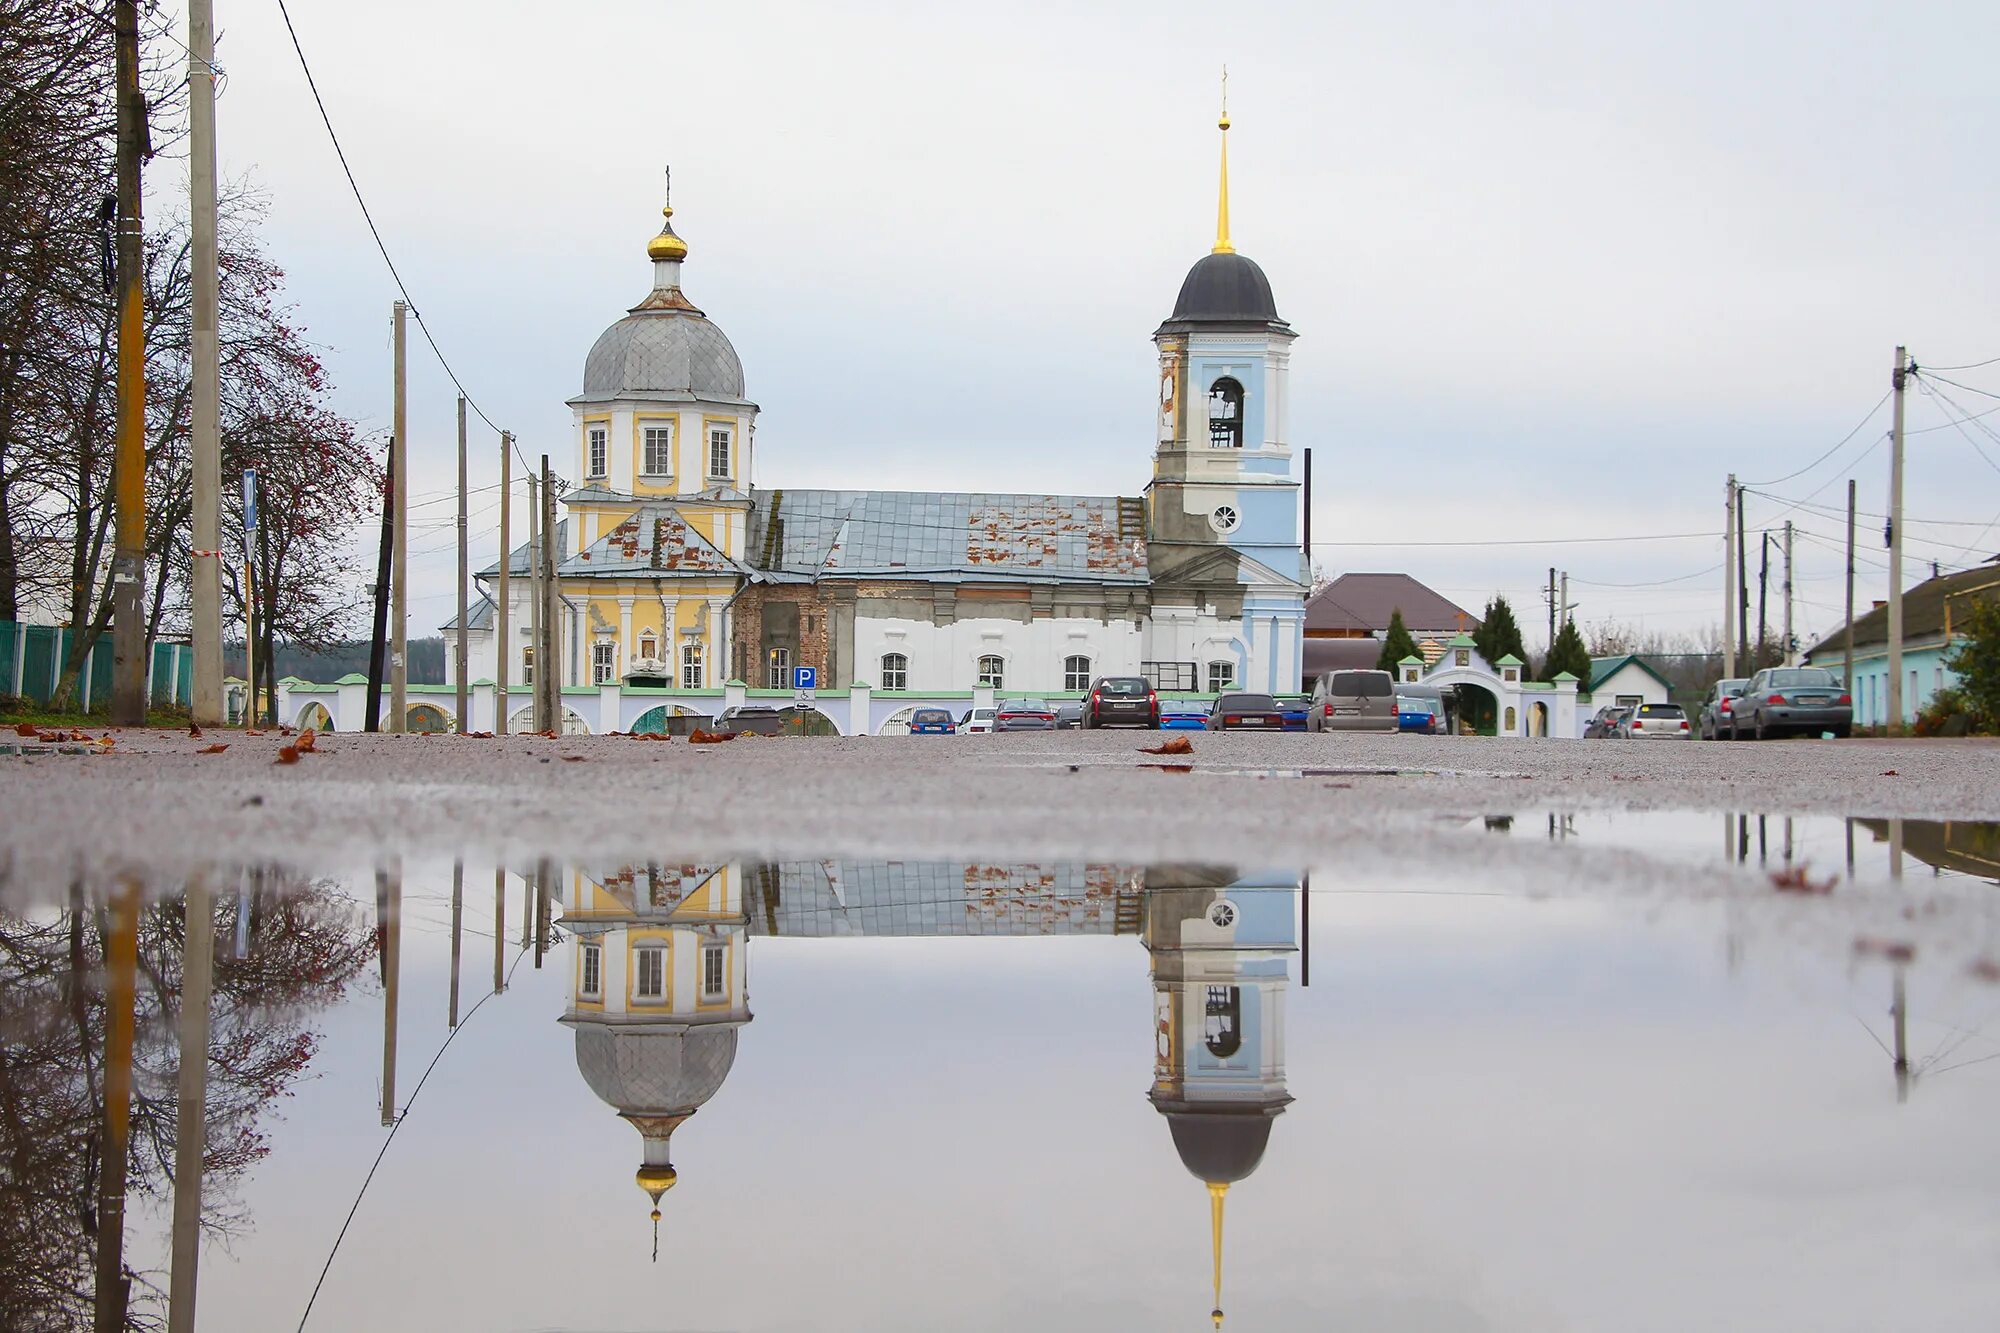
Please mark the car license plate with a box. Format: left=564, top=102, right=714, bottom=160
left=1798, top=694, right=1829, bottom=704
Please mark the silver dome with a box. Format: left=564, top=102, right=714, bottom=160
left=581, top=311, right=746, bottom=401
left=572, top=1022, right=740, bottom=1115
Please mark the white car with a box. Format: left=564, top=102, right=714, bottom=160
left=959, top=707, right=996, bottom=734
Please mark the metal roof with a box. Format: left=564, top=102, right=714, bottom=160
left=747, top=489, right=1148, bottom=585
left=1305, top=573, right=1476, bottom=634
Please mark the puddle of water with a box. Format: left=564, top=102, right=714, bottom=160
left=3, top=817, right=1997, bottom=1331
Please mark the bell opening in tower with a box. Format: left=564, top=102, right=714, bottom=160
left=1207, top=378, right=1244, bottom=449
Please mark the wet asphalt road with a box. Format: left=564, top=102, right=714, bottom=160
left=1, top=727, right=1993, bottom=881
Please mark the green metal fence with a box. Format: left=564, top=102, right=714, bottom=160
left=1, top=620, right=192, bottom=712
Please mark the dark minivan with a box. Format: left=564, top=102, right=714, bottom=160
left=1083, top=676, right=1160, bottom=729
left=1307, top=668, right=1398, bottom=733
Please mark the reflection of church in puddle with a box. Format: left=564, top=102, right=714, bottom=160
left=558, top=860, right=1296, bottom=1323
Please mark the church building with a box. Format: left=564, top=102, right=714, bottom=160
left=456, top=109, right=1307, bottom=718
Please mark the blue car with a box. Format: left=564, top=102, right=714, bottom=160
left=1277, top=695, right=1311, bottom=732
left=1396, top=696, right=1443, bottom=734
left=909, top=707, right=955, bottom=735
left=1158, top=700, right=1208, bottom=730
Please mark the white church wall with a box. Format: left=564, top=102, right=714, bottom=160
left=856, top=611, right=1145, bottom=694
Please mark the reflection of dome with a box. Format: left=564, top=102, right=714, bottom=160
left=573, top=1023, right=740, bottom=1115
left=1167, top=251, right=1282, bottom=325
left=582, top=312, right=746, bottom=400
left=1166, top=1111, right=1276, bottom=1184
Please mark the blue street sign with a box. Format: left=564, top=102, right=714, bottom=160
left=793, top=666, right=817, bottom=691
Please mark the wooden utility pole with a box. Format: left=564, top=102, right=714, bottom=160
left=109, top=0, right=148, bottom=727
left=188, top=0, right=223, bottom=727
left=526, top=471, right=543, bottom=731
left=1723, top=478, right=1737, bottom=677
left=389, top=302, right=409, bottom=733
left=1782, top=520, right=1794, bottom=666
left=93, top=880, right=140, bottom=1331
left=1886, top=346, right=1908, bottom=736
left=496, top=432, right=511, bottom=732
left=455, top=398, right=469, bottom=731
left=541, top=455, right=560, bottom=730
left=1756, top=531, right=1770, bottom=665
left=1844, top=479, right=1857, bottom=703
left=167, top=877, right=214, bottom=1333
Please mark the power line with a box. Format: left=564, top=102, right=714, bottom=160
left=1914, top=379, right=2000, bottom=477
left=1740, top=390, right=1890, bottom=487
left=1917, top=371, right=2000, bottom=404
left=1311, top=531, right=1718, bottom=549
left=1920, top=354, right=2000, bottom=372
left=272, top=0, right=527, bottom=473
left=1570, top=564, right=1721, bottom=589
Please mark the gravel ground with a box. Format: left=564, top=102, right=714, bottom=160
left=1, top=726, right=1994, bottom=882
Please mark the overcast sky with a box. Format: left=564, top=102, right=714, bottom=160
left=168, top=0, right=2000, bottom=650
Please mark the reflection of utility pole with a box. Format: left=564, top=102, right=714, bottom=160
left=1299, top=873, right=1310, bottom=988
left=1889, top=818, right=1905, bottom=881
left=167, top=877, right=214, bottom=1333
left=109, top=0, right=148, bottom=727
left=493, top=867, right=506, bottom=993
left=534, top=858, right=553, bottom=968
left=1757, top=814, right=1768, bottom=866
left=379, top=863, right=401, bottom=1126
left=93, top=879, right=141, bottom=1329
left=448, top=860, right=463, bottom=1028
left=1783, top=817, right=1794, bottom=867
left=1845, top=818, right=1856, bottom=880
left=1891, top=966, right=1911, bottom=1104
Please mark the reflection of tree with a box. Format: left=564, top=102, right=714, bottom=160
left=0, top=876, right=374, bottom=1329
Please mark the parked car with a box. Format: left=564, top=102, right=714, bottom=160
left=909, top=707, right=955, bottom=735
left=1158, top=700, right=1210, bottom=730
left=1276, top=695, right=1311, bottom=732
left=717, top=704, right=784, bottom=735
left=1731, top=667, right=1852, bottom=740
left=994, top=699, right=1057, bottom=731
left=1584, top=705, right=1630, bottom=739
left=1396, top=694, right=1444, bottom=734
left=959, top=707, right=996, bottom=734
left=1616, top=702, right=1691, bottom=738
left=1205, top=692, right=1286, bottom=731
left=1698, top=678, right=1749, bottom=741
left=1306, top=669, right=1398, bottom=732
left=1054, top=700, right=1084, bottom=729
left=1083, top=676, right=1160, bottom=729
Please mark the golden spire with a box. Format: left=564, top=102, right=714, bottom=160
left=1212, top=67, right=1234, bottom=256
left=637, top=1164, right=677, bottom=1263
left=1209, top=1181, right=1229, bottom=1327
left=647, top=166, right=689, bottom=263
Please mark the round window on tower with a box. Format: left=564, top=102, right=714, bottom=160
left=1209, top=505, right=1240, bottom=535
left=1206, top=899, right=1240, bottom=929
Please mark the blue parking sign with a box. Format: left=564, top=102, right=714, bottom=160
left=793, top=666, right=817, bottom=691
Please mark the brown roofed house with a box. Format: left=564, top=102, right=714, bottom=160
left=1306, top=573, right=1478, bottom=641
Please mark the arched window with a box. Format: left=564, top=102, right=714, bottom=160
left=977, top=655, right=1004, bottom=689
left=1064, top=655, right=1091, bottom=691
left=1207, top=377, right=1244, bottom=449
left=1204, top=985, right=1243, bottom=1058
left=881, top=652, right=908, bottom=690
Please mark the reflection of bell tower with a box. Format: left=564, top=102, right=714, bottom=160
left=559, top=863, right=752, bottom=1259
left=1144, top=866, right=1297, bottom=1329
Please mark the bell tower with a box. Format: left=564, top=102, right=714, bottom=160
left=1144, top=79, right=1307, bottom=694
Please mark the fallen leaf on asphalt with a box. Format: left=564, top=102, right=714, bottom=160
left=561, top=755, right=587, bottom=762
left=688, top=729, right=738, bottom=744
left=296, top=729, right=318, bottom=753
left=189, top=723, right=203, bottom=738
left=274, top=746, right=300, bottom=765
left=1140, top=736, right=1193, bottom=756
left=279, top=725, right=295, bottom=737
left=1968, top=958, right=2000, bottom=984
left=1769, top=865, right=1835, bottom=895
left=1880, top=769, right=1900, bottom=776
left=197, top=743, right=229, bottom=754
left=245, top=729, right=266, bottom=737
left=95, top=736, right=114, bottom=749
left=13, top=724, right=38, bottom=738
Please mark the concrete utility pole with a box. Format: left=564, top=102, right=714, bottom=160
left=541, top=455, right=560, bottom=730
left=1844, top=479, right=1857, bottom=702
left=378, top=863, right=401, bottom=1126
left=1757, top=531, right=1770, bottom=665
left=1736, top=485, right=1749, bottom=656
left=526, top=471, right=543, bottom=731
left=1547, top=566, right=1557, bottom=651
left=1723, top=477, right=1737, bottom=678
left=448, top=860, right=463, bottom=1028
left=166, top=877, right=214, bottom=1333
left=187, top=0, right=223, bottom=728
left=496, top=432, right=511, bottom=732
left=389, top=302, right=409, bottom=733
left=1886, top=345, right=1908, bottom=736
left=455, top=397, right=469, bottom=731
left=1559, top=571, right=1570, bottom=635
left=1782, top=520, right=1794, bottom=666
left=109, top=0, right=148, bottom=727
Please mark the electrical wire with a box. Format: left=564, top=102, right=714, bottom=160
left=1740, top=390, right=1891, bottom=487
left=1920, top=354, right=2000, bottom=372
left=296, top=942, right=535, bottom=1331
left=1570, top=564, right=1721, bottom=589
left=1915, top=379, right=2000, bottom=477
left=272, top=0, right=527, bottom=474
left=1917, top=371, right=2000, bottom=404
left=1311, top=531, right=1718, bottom=549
